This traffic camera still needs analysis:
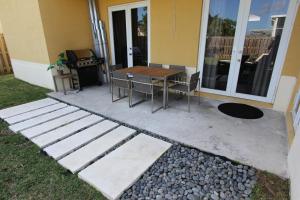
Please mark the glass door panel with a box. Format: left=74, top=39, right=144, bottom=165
left=201, top=0, right=240, bottom=91
left=131, top=7, right=148, bottom=66
left=235, top=0, right=290, bottom=97
left=112, top=10, right=128, bottom=67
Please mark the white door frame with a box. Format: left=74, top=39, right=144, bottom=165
left=108, top=1, right=151, bottom=67
left=197, top=0, right=299, bottom=103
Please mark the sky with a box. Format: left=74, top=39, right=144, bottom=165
left=209, top=0, right=290, bottom=32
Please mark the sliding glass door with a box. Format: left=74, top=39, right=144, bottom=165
left=199, top=0, right=292, bottom=102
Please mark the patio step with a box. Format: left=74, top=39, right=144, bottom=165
left=9, top=106, right=79, bottom=132
left=78, top=134, right=172, bottom=200
left=20, top=110, right=90, bottom=139
left=44, top=120, right=119, bottom=160
left=31, top=115, right=104, bottom=148
left=0, top=98, right=58, bottom=119
left=58, top=126, right=136, bottom=173
left=5, top=103, right=67, bottom=124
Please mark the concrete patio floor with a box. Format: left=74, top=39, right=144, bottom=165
left=48, top=85, right=288, bottom=178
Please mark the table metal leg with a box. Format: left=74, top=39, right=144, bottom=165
left=163, top=77, right=167, bottom=109
left=62, top=78, right=66, bottom=95
left=53, top=77, right=58, bottom=92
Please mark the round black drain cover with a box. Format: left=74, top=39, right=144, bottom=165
left=218, top=103, right=264, bottom=119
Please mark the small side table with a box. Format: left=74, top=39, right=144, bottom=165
left=53, top=74, right=73, bottom=95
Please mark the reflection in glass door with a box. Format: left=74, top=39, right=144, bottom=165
left=201, top=0, right=240, bottom=91
left=112, top=10, right=127, bottom=67
left=131, top=7, right=148, bottom=66
left=200, top=0, right=293, bottom=102
left=109, top=2, right=148, bottom=68
left=235, top=0, right=290, bottom=97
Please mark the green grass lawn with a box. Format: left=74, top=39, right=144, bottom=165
left=0, top=74, right=105, bottom=200
left=0, top=74, right=289, bottom=200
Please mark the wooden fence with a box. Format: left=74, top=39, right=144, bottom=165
left=0, top=33, right=13, bottom=75
left=206, top=36, right=273, bottom=60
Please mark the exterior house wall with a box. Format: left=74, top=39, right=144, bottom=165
left=0, top=20, right=3, bottom=33
left=288, top=129, right=300, bottom=200
left=38, top=0, right=93, bottom=63
left=98, top=0, right=202, bottom=68
left=285, top=9, right=300, bottom=112
left=0, top=0, right=93, bottom=90
left=38, top=0, right=94, bottom=91
left=273, top=7, right=299, bottom=112
left=0, top=0, right=298, bottom=109
left=0, top=0, right=53, bottom=89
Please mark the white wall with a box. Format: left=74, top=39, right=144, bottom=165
left=288, top=129, right=300, bottom=200
left=274, top=76, right=297, bottom=112
left=11, top=59, right=55, bottom=90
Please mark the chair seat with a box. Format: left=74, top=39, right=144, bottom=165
left=169, top=84, right=189, bottom=92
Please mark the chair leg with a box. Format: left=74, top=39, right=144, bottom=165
left=111, top=84, right=114, bottom=102
left=198, top=80, right=201, bottom=105
left=151, top=92, right=154, bottom=113
left=129, top=88, right=132, bottom=108
left=188, top=92, right=190, bottom=112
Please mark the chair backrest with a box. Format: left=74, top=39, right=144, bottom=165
left=169, top=65, right=185, bottom=72
left=148, top=63, right=162, bottom=68
left=109, top=64, right=123, bottom=72
left=189, top=72, right=200, bottom=91
left=111, top=71, right=129, bottom=88
left=132, top=74, right=152, bottom=94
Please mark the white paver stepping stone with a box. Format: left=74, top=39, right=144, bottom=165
left=0, top=98, right=58, bottom=119
left=32, top=115, right=104, bottom=148
left=5, top=103, right=67, bottom=124
left=44, top=120, right=119, bottom=160
left=78, top=134, right=172, bottom=200
left=58, top=126, right=136, bottom=173
left=9, top=106, right=79, bottom=132
left=21, top=110, right=90, bottom=139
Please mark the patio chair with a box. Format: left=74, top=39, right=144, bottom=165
left=130, top=74, right=163, bottom=113
left=109, top=64, right=123, bottom=92
left=169, top=65, right=187, bottom=99
left=149, top=63, right=163, bottom=68
left=168, top=71, right=200, bottom=112
left=111, top=71, right=130, bottom=107
left=169, top=65, right=187, bottom=82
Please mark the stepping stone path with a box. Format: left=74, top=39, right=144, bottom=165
left=79, top=134, right=172, bottom=200
left=0, top=98, right=173, bottom=200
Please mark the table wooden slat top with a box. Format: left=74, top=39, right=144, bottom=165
left=116, top=66, right=181, bottom=79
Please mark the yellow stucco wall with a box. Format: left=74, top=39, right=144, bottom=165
left=0, top=0, right=49, bottom=63
left=151, top=0, right=202, bottom=67
left=0, top=20, right=3, bottom=33
left=284, top=9, right=300, bottom=111
left=282, top=9, right=300, bottom=77
left=98, top=0, right=202, bottom=67
left=38, top=0, right=93, bottom=63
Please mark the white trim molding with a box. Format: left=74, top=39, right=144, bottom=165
left=11, top=59, right=55, bottom=90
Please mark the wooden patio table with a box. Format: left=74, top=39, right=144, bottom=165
left=116, top=66, right=182, bottom=109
